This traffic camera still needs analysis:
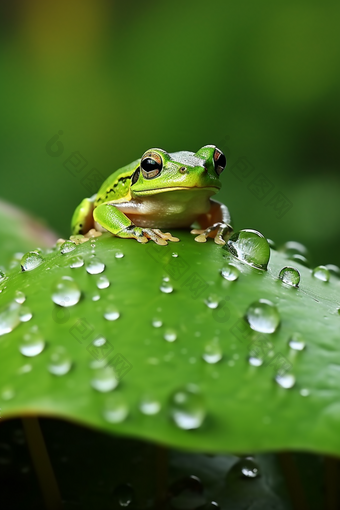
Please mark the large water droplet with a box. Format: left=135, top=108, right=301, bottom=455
left=221, top=264, right=239, bottom=281
left=51, top=276, right=81, bottom=307
left=112, top=482, right=134, bottom=507
left=104, top=306, right=120, bottom=321
left=170, top=384, right=205, bottom=430
left=275, top=373, right=295, bottom=389
left=97, top=275, right=110, bottom=289
left=160, top=280, right=173, bottom=294
left=103, top=393, right=128, bottom=423
left=86, top=257, right=105, bottom=275
left=69, top=256, right=84, bottom=269
left=224, top=229, right=270, bottom=270
left=288, top=332, right=305, bottom=351
left=164, top=329, right=177, bottom=342
left=91, top=365, right=118, bottom=392
left=312, top=265, right=330, bottom=282
left=202, top=338, right=222, bottom=364
left=48, top=346, right=72, bottom=375
left=19, top=306, right=32, bottom=322
left=279, top=266, right=300, bottom=287
left=14, top=291, right=26, bottom=304
left=21, top=251, right=44, bottom=272
left=245, top=299, right=280, bottom=334
left=0, top=302, right=21, bottom=336
left=60, top=241, right=76, bottom=254
left=139, top=394, right=161, bottom=415
left=19, top=330, right=45, bottom=357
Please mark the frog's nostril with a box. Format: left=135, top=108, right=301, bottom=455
left=179, top=166, right=187, bottom=174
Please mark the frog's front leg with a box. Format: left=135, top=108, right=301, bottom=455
left=191, top=199, right=233, bottom=245
left=93, top=204, right=179, bottom=245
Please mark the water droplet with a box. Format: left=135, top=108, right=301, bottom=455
left=69, top=256, right=84, bottom=269
left=300, top=388, right=310, bottom=397
left=152, top=318, right=163, bottom=328
left=240, top=458, right=260, bottom=478
left=279, top=266, right=300, bottom=287
left=60, top=241, right=76, bottom=254
left=14, top=291, right=26, bottom=304
left=288, top=332, right=305, bottom=351
left=19, top=306, right=32, bottom=322
left=0, top=269, right=6, bottom=281
left=290, top=253, right=309, bottom=267
left=139, top=395, right=161, bottom=415
left=221, top=264, right=239, bottom=281
left=202, top=338, right=222, bottom=364
left=1, top=386, right=15, bottom=400
left=51, top=276, right=81, bottom=307
left=245, top=299, right=280, bottom=334
left=112, top=482, right=134, bottom=507
left=21, top=251, right=44, bottom=272
left=86, top=257, right=105, bottom=275
left=18, top=364, right=32, bottom=374
left=172, top=252, right=178, bottom=258
left=275, top=373, right=295, bottom=388
left=103, top=393, right=128, bottom=423
left=104, top=306, right=120, bottom=321
left=312, top=265, right=330, bottom=282
left=91, top=365, right=118, bottom=392
left=0, top=302, right=21, bottom=336
left=97, top=275, right=110, bottom=289
left=160, top=280, right=173, bottom=294
left=92, top=293, right=100, bottom=301
left=114, top=251, right=124, bottom=259
left=225, top=229, right=270, bottom=270
left=170, top=384, right=205, bottom=430
left=325, top=264, right=340, bottom=277
left=48, top=346, right=72, bottom=375
left=248, top=356, right=263, bottom=367
left=164, top=329, right=177, bottom=342
left=19, top=330, right=45, bottom=357
left=205, top=296, right=219, bottom=309
left=280, top=241, right=309, bottom=258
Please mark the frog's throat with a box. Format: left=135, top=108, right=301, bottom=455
left=133, top=185, right=220, bottom=196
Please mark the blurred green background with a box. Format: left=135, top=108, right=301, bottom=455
left=1, top=0, right=339, bottom=266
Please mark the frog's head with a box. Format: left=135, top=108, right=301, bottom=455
left=130, top=145, right=226, bottom=197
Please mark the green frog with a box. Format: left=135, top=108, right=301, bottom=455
left=71, top=145, right=232, bottom=245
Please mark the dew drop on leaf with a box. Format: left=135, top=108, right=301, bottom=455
left=245, top=299, right=280, bottom=334
left=288, top=332, right=305, bottom=351
left=14, top=291, right=26, bottom=304
left=48, top=346, right=72, bottom=376
left=69, top=256, right=84, bottom=268
left=221, top=264, right=239, bottom=281
left=202, top=338, right=222, bottom=364
left=60, top=240, right=76, bottom=254
left=21, top=251, right=44, bottom=272
left=97, top=275, right=110, bottom=289
left=103, top=393, right=129, bottom=423
left=19, top=330, right=45, bottom=357
left=225, top=229, right=270, bottom=270
left=325, top=264, right=340, bottom=277
left=160, top=280, right=173, bottom=294
left=19, top=306, right=32, bottom=322
left=86, top=257, right=105, bottom=275
left=51, top=276, right=81, bottom=307
left=91, top=365, right=119, bottom=392
left=139, top=394, right=161, bottom=415
left=0, top=302, right=21, bottom=336
left=205, top=296, right=220, bottom=309
left=115, top=251, right=124, bottom=259
left=275, top=373, right=295, bottom=389
left=152, top=318, right=163, bottom=328
left=169, top=384, right=206, bottom=430
left=279, top=266, right=300, bottom=287
left=104, top=306, right=120, bottom=321
left=164, top=329, right=177, bottom=342
left=312, top=265, right=330, bottom=282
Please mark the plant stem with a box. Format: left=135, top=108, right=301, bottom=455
left=22, top=417, right=63, bottom=510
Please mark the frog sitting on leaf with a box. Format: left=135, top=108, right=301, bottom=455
left=71, top=145, right=232, bottom=246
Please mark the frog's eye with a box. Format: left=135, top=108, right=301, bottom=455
left=141, top=152, right=163, bottom=179
left=213, top=148, right=226, bottom=176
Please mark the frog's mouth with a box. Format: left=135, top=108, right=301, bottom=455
left=134, top=186, right=220, bottom=195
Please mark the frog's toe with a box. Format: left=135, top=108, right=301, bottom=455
left=194, top=234, right=208, bottom=243
left=190, top=228, right=205, bottom=235
left=143, top=229, right=168, bottom=246
left=153, top=229, right=180, bottom=242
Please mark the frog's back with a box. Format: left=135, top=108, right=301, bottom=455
left=95, top=159, right=139, bottom=206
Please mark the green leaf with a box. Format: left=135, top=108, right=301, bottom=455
left=0, top=231, right=339, bottom=456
